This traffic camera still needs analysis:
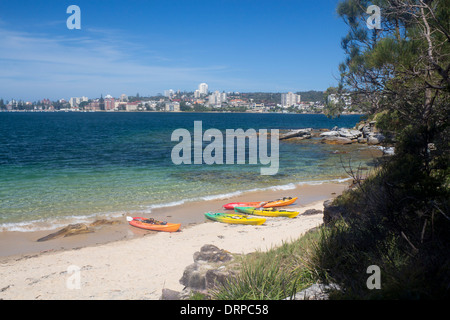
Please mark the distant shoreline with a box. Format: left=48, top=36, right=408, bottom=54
left=0, top=110, right=365, bottom=115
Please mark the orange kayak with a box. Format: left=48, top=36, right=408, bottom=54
left=263, top=197, right=298, bottom=207
left=223, top=197, right=298, bottom=210
left=127, top=217, right=181, bottom=232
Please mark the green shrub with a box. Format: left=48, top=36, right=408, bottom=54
left=212, top=231, right=320, bottom=300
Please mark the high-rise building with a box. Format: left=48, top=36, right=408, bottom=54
left=69, top=96, right=88, bottom=108
left=281, top=92, right=301, bottom=107
left=198, top=83, right=208, bottom=95
left=208, top=91, right=227, bottom=106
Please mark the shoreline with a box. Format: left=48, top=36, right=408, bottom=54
left=0, top=182, right=347, bottom=259
left=0, top=110, right=365, bottom=115
left=0, top=182, right=347, bottom=300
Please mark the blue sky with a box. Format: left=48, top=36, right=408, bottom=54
left=0, top=0, right=348, bottom=101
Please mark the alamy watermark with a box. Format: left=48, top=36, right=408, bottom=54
left=171, top=121, right=279, bottom=175
left=66, top=5, right=81, bottom=30
left=366, top=5, right=382, bottom=30
left=366, top=265, right=381, bottom=289
left=66, top=265, right=81, bottom=290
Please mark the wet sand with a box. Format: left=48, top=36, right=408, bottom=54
left=0, top=182, right=347, bottom=300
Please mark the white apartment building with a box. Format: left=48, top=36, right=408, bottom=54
left=198, top=83, right=208, bottom=95
left=69, top=96, right=88, bottom=108
left=281, top=92, right=301, bottom=107
left=208, top=91, right=227, bottom=106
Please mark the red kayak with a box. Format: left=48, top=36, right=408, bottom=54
left=223, top=197, right=298, bottom=210
left=127, top=216, right=181, bottom=232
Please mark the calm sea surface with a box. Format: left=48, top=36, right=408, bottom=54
left=0, top=112, right=377, bottom=231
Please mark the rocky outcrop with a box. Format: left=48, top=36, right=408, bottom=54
left=37, top=223, right=93, bottom=242
left=279, top=128, right=312, bottom=140
left=161, top=244, right=238, bottom=300
left=338, top=129, right=362, bottom=140
left=367, top=133, right=385, bottom=145
left=353, top=120, right=387, bottom=145
left=89, top=219, right=121, bottom=227
left=302, top=209, right=323, bottom=216
left=315, top=120, right=388, bottom=146
left=319, top=129, right=361, bottom=139
left=319, top=128, right=363, bottom=145
left=278, top=120, right=389, bottom=146
left=321, top=136, right=353, bottom=145
left=36, top=219, right=121, bottom=242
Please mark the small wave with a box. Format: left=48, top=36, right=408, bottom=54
left=142, top=177, right=351, bottom=210
left=0, top=210, right=137, bottom=233
left=1, top=177, right=351, bottom=232
left=146, top=200, right=186, bottom=210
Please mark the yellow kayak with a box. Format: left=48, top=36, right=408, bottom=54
left=204, top=212, right=266, bottom=225
left=234, top=207, right=299, bottom=218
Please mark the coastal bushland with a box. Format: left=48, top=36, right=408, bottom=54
left=311, top=0, right=449, bottom=299
left=212, top=229, right=320, bottom=300
left=212, top=0, right=449, bottom=300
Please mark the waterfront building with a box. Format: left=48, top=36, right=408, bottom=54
left=281, top=92, right=301, bottom=107
left=164, top=101, right=180, bottom=112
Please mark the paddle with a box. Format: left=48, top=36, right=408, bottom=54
left=256, top=201, right=268, bottom=208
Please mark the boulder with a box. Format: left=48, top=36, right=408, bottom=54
left=180, top=263, right=206, bottom=290
left=205, top=267, right=231, bottom=290
left=362, top=125, right=372, bottom=137
left=179, top=244, right=236, bottom=293
left=338, top=128, right=362, bottom=140
left=367, top=133, right=385, bottom=145
left=357, top=137, right=367, bottom=144
left=302, top=209, right=323, bottom=216
left=321, top=136, right=353, bottom=145
left=280, top=129, right=312, bottom=140
left=160, top=288, right=181, bottom=300
left=319, top=131, right=339, bottom=137
left=193, top=244, right=233, bottom=264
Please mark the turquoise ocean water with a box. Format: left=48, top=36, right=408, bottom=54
left=0, top=112, right=378, bottom=231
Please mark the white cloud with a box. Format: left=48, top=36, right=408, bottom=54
left=0, top=27, right=229, bottom=100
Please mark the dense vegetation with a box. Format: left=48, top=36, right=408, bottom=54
left=315, top=0, right=449, bottom=299
left=212, top=0, right=449, bottom=300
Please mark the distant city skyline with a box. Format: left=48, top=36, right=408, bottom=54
left=0, top=0, right=348, bottom=101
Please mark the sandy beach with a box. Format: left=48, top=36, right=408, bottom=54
left=0, top=182, right=346, bottom=300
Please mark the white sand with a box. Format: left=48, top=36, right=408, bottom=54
left=0, top=201, right=326, bottom=300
